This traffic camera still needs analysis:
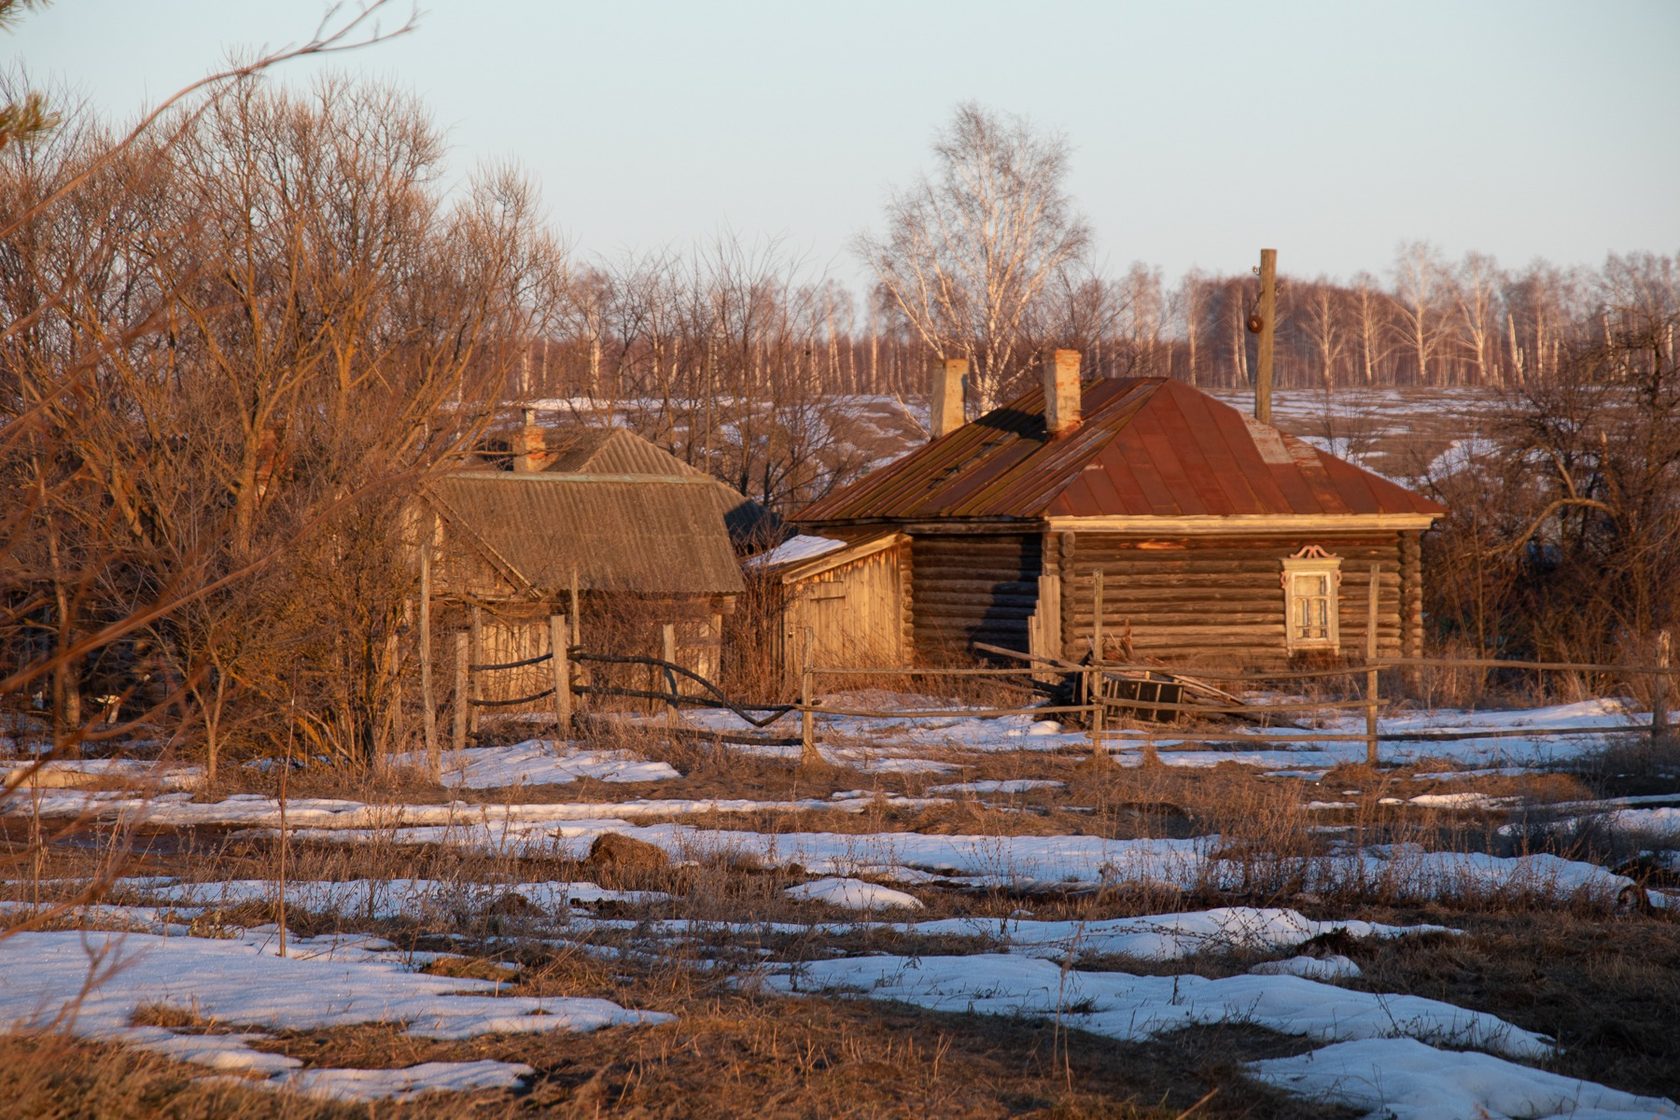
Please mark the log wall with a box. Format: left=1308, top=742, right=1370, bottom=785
left=1399, top=530, right=1424, bottom=658
left=911, top=532, right=1041, bottom=661
left=1054, top=531, right=1408, bottom=666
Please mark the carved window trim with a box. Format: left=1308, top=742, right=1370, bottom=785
left=1281, top=546, right=1342, bottom=652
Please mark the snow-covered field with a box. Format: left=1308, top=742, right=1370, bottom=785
left=3, top=693, right=1677, bottom=1115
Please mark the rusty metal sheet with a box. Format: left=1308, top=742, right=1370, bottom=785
left=798, top=378, right=1445, bottom=524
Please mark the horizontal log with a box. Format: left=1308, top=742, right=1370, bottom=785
left=915, top=597, right=1038, bottom=611
left=1076, top=608, right=1402, bottom=624
left=913, top=545, right=1040, bottom=560
left=1072, top=534, right=1402, bottom=549
left=917, top=614, right=1035, bottom=629
left=1075, top=611, right=1286, bottom=626
left=915, top=630, right=1032, bottom=645
left=1073, top=543, right=1401, bottom=558
left=1078, top=587, right=1394, bottom=604
left=913, top=584, right=1041, bottom=601
left=914, top=595, right=1042, bottom=611
left=1065, top=563, right=1405, bottom=579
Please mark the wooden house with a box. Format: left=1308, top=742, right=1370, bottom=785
left=422, top=471, right=744, bottom=702
left=791, top=351, right=1445, bottom=669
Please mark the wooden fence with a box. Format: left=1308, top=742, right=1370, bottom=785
left=797, top=630, right=1675, bottom=768
left=443, top=614, right=1674, bottom=774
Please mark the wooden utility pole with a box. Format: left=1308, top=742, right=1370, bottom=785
left=1255, top=247, right=1278, bottom=424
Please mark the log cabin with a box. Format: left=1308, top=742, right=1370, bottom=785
left=790, top=351, right=1445, bottom=669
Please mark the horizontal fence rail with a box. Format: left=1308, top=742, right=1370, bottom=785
left=449, top=612, right=1671, bottom=770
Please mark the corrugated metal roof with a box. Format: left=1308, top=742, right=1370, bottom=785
left=429, top=472, right=744, bottom=597
left=796, top=378, right=1445, bottom=524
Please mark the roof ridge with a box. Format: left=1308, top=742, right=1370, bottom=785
left=446, top=470, right=716, bottom=485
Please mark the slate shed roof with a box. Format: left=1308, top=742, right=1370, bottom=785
left=543, top=427, right=712, bottom=478
left=429, top=472, right=745, bottom=597
left=797, top=378, right=1445, bottom=525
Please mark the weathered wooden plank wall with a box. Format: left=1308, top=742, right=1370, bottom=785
left=1054, top=531, right=1410, bottom=665
left=783, top=543, right=908, bottom=671
left=911, top=533, right=1041, bottom=661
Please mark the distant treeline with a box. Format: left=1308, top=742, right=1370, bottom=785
left=527, top=244, right=1679, bottom=405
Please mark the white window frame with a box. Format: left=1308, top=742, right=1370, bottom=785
left=1281, top=546, right=1342, bottom=653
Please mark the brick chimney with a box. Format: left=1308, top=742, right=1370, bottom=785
left=930, top=357, right=967, bottom=440
left=1044, top=349, right=1081, bottom=436
left=512, top=407, right=550, bottom=472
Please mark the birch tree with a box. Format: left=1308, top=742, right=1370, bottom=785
left=1391, top=240, right=1453, bottom=384
left=855, top=102, right=1092, bottom=411
left=1455, top=251, right=1505, bottom=386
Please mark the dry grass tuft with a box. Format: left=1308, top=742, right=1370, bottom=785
left=0, top=1032, right=354, bottom=1120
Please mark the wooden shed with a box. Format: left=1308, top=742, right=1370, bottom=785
left=748, top=532, right=912, bottom=680
left=423, top=471, right=745, bottom=701
left=793, top=355, right=1445, bottom=669
left=477, top=417, right=777, bottom=548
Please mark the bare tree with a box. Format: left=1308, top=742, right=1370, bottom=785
left=1299, top=278, right=1354, bottom=390
left=1455, top=251, right=1506, bottom=387
left=855, top=102, right=1092, bottom=411
left=1172, top=268, right=1210, bottom=385
left=1391, top=240, right=1453, bottom=385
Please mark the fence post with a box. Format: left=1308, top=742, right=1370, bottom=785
left=467, top=607, right=483, bottom=734
left=1087, top=664, right=1106, bottom=765
left=662, top=622, right=678, bottom=724
left=800, top=626, right=819, bottom=767
left=1365, top=563, right=1381, bottom=766
left=1654, top=629, right=1672, bottom=743
left=1092, top=569, right=1105, bottom=661
left=452, top=631, right=468, bottom=754
left=549, top=614, right=572, bottom=740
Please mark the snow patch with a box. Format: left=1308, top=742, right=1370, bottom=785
left=392, top=741, right=679, bottom=788
left=1250, top=955, right=1362, bottom=981
left=0, top=930, right=669, bottom=1096
left=1250, top=1037, right=1678, bottom=1120
left=784, top=876, right=923, bottom=912
left=777, top=953, right=1550, bottom=1058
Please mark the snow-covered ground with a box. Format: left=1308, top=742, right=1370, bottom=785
left=390, top=741, right=680, bottom=787
left=0, top=927, right=668, bottom=1101
left=678, top=694, right=1650, bottom=774
left=3, top=687, right=1677, bottom=1115
left=774, top=951, right=1677, bottom=1119
left=1252, top=1038, right=1679, bottom=1120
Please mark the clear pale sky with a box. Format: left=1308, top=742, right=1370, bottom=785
left=15, top=0, right=1680, bottom=285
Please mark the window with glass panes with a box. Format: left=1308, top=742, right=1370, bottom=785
left=1281, top=549, right=1341, bottom=652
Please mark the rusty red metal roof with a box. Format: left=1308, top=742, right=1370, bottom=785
left=796, top=378, right=1445, bottom=524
